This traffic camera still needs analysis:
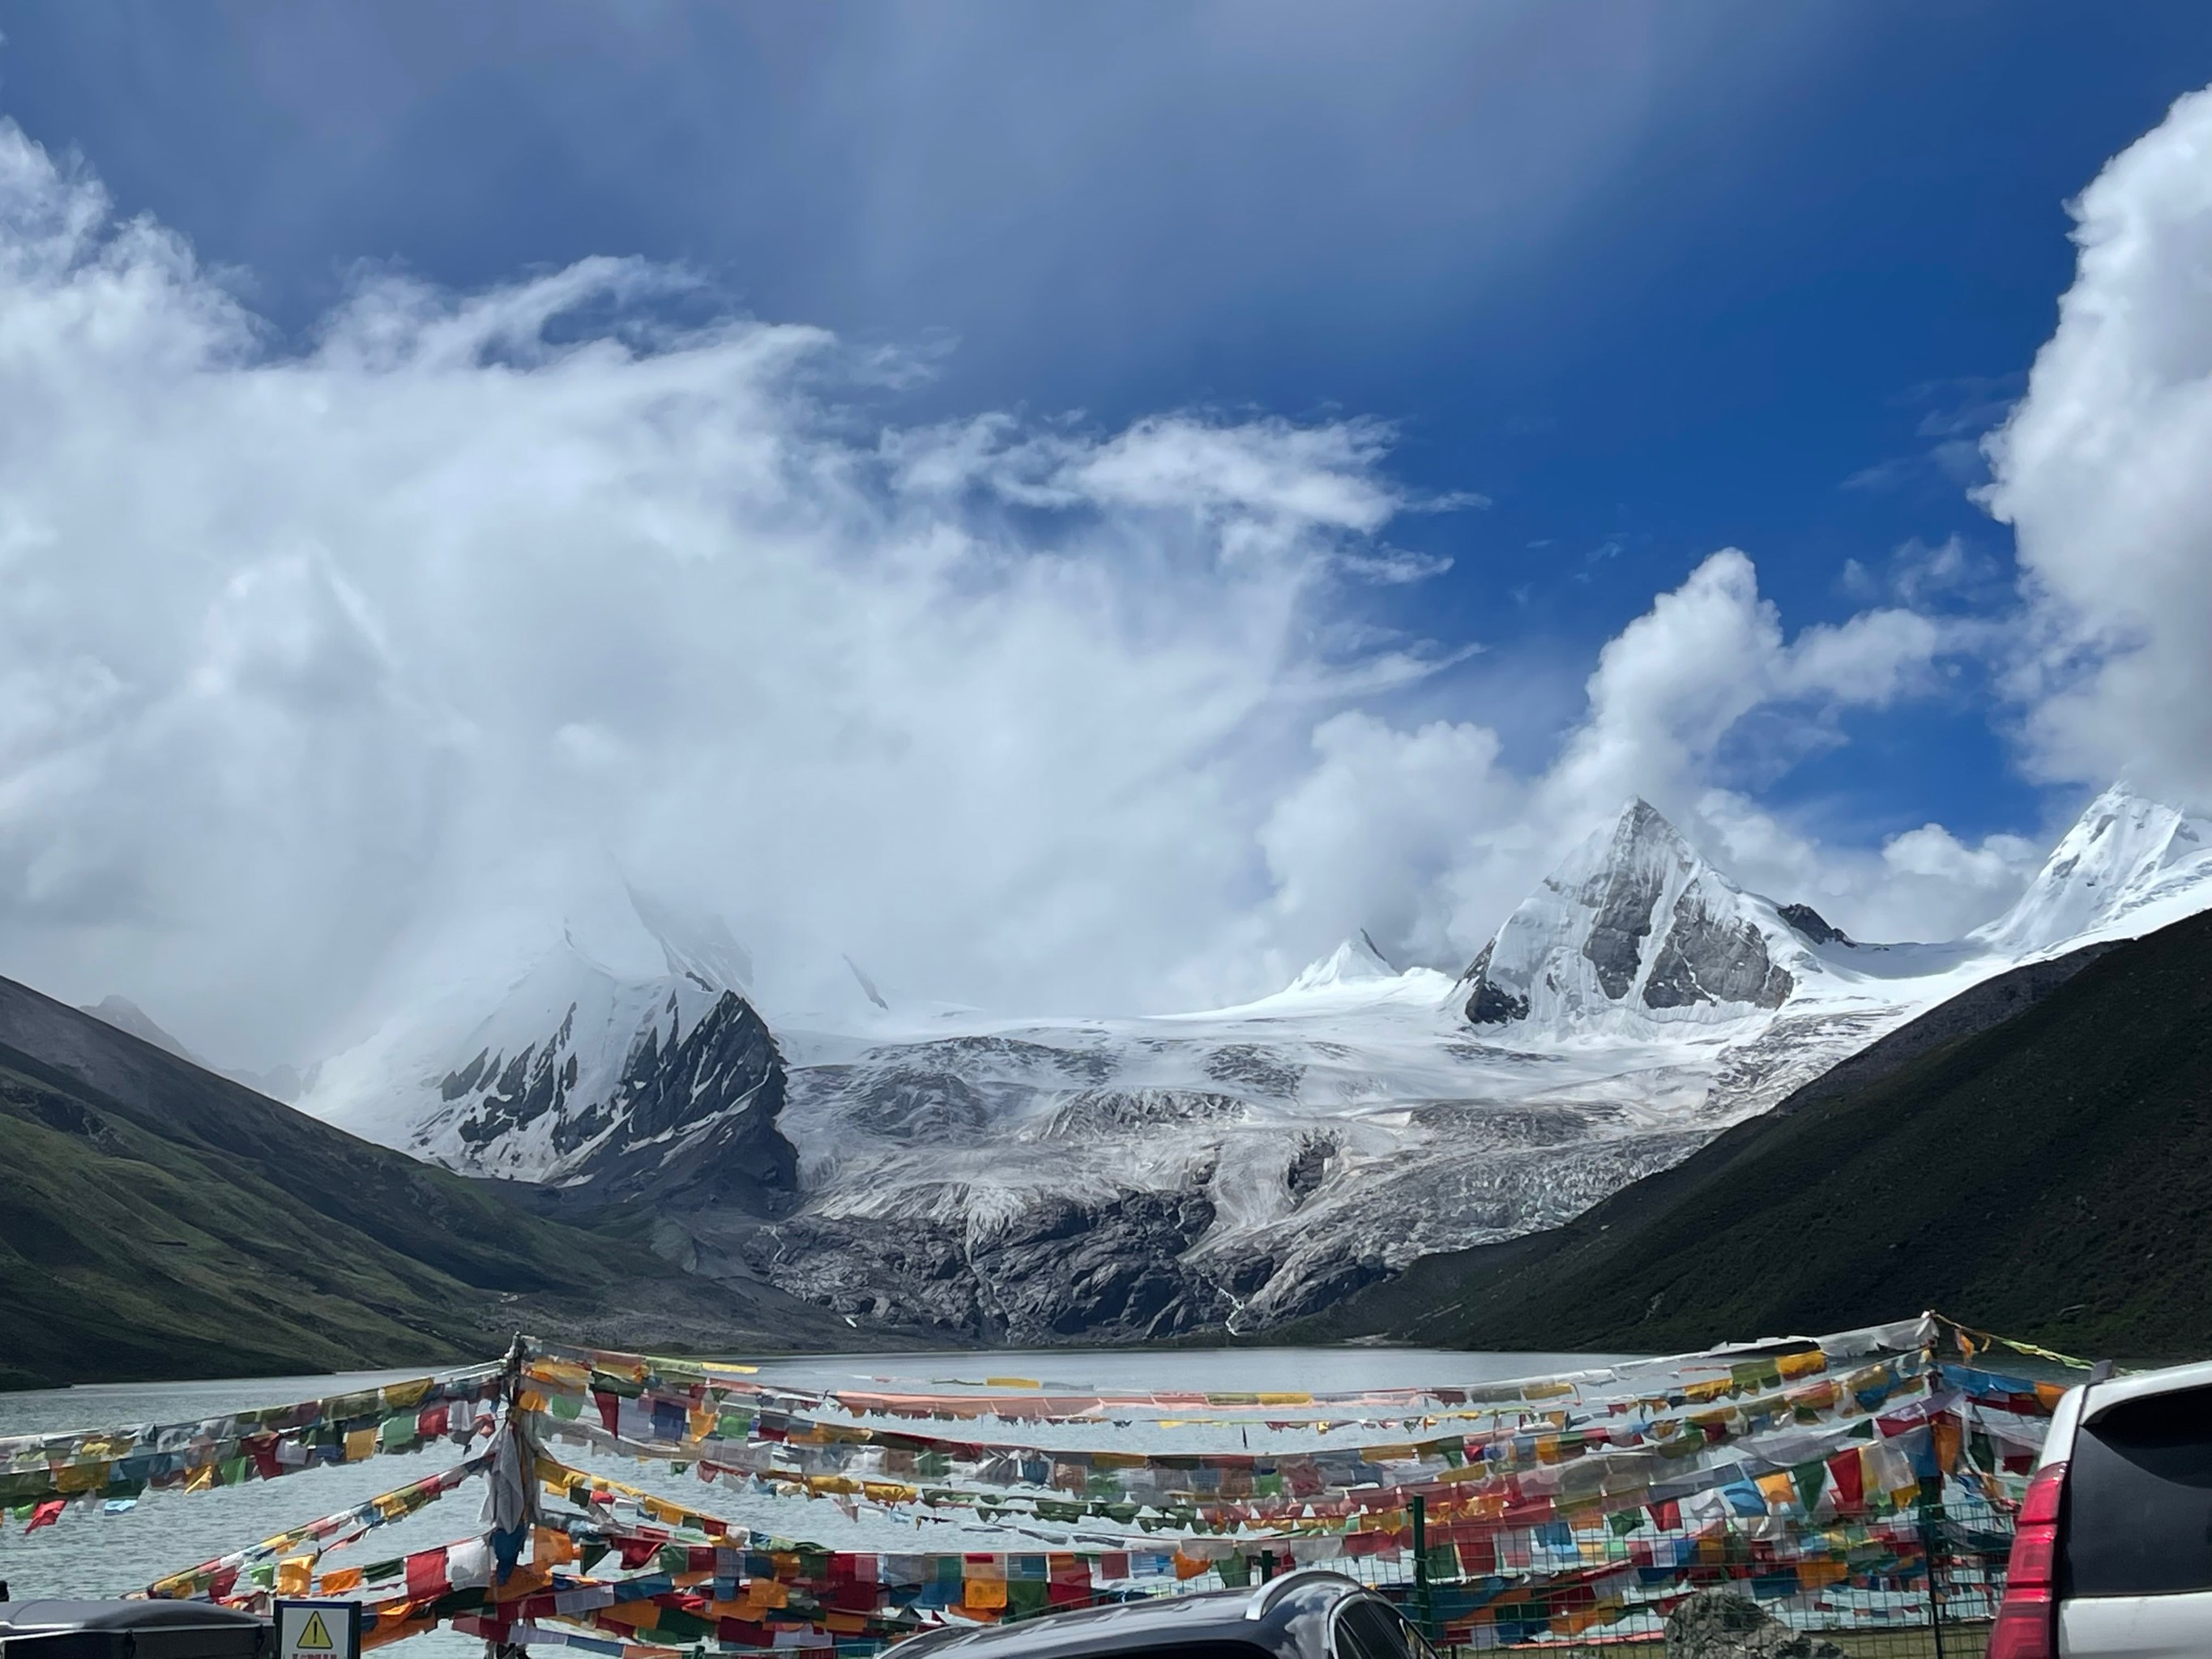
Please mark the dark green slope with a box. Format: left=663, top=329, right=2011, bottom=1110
left=0, top=974, right=868, bottom=1389
left=1291, top=910, right=2212, bottom=1363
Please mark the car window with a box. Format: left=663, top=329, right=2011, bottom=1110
left=1330, top=1598, right=1413, bottom=1659
left=2064, top=1382, right=2212, bottom=1597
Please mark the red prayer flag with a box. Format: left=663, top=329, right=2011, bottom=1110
left=25, top=1499, right=66, bottom=1533
left=1826, top=1448, right=1864, bottom=1515
left=244, top=1435, right=283, bottom=1482
left=405, top=1546, right=452, bottom=1601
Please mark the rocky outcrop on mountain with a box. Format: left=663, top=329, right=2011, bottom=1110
left=722, top=1180, right=1230, bottom=1341
left=1643, top=890, right=1793, bottom=1011
left=536, top=989, right=796, bottom=1213
left=1777, top=904, right=1849, bottom=946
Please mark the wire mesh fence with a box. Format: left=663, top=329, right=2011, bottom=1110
left=1341, top=1488, right=2018, bottom=1656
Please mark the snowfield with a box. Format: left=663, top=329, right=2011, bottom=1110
left=298, top=783, right=2212, bottom=1339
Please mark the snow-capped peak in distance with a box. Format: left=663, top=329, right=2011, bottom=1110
left=1456, top=783, right=2212, bottom=1037
left=1283, top=929, right=1399, bottom=994
left=1457, top=797, right=1808, bottom=1033
left=79, top=994, right=198, bottom=1062
left=79, top=993, right=316, bottom=1101
left=1971, top=783, right=2212, bottom=958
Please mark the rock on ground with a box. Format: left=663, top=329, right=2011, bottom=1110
left=1663, top=1589, right=1848, bottom=1659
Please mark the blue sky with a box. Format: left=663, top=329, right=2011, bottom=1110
left=3, top=3, right=2212, bottom=1053
left=10, top=0, right=2204, bottom=844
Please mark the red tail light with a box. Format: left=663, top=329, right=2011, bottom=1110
left=1989, top=1461, right=2066, bottom=1659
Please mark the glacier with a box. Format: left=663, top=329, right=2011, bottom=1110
left=296, top=782, right=2212, bottom=1342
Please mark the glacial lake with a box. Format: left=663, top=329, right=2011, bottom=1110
left=0, top=1347, right=1617, bottom=1649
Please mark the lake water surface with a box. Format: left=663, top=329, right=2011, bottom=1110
left=0, top=1347, right=1617, bottom=1647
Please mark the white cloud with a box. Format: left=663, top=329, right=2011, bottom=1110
left=1688, top=793, right=2042, bottom=944
left=1539, top=549, right=1945, bottom=822
left=0, top=114, right=2056, bottom=1064
left=1982, top=83, right=2212, bottom=812
left=1258, top=713, right=1512, bottom=978
left=0, top=118, right=1469, bottom=1058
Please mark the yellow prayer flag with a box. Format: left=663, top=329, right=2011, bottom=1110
left=966, top=1578, right=1009, bottom=1610
left=54, top=1461, right=109, bottom=1495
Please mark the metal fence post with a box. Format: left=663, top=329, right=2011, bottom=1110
left=1411, top=1494, right=1433, bottom=1642
left=1919, top=1489, right=1946, bottom=1659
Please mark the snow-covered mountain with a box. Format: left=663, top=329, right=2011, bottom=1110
left=299, top=902, right=795, bottom=1213
left=1971, top=784, right=2212, bottom=957
left=1455, top=800, right=1808, bottom=1031
left=295, top=783, right=2212, bottom=1343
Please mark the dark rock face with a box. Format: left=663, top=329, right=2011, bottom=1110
left=444, top=990, right=798, bottom=1216
left=1460, top=942, right=1531, bottom=1026
left=1205, top=1045, right=1304, bottom=1095
left=726, top=1181, right=1231, bottom=1341
left=565, top=991, right=797, bottom=1213
left=1643, top=893, right=1793, bottom=1011
left=1663, top=1589, right=1846, bottom=1659
left=1578, top=805, right=1675, bottom=997
left=1285, top=1132, right=1337, bottom=1203
left=1778, top=903, right=1851, bottom=946
left=449, top=1004, right=582, bottom=1148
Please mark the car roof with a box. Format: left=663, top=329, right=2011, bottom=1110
left=892, top=1570, right=1372, bottom=1659
left=2080, top=1356, right=2212, bottom=1422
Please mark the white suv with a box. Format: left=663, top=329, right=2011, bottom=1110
left=1992, top=1358, right=2212, bottom=1657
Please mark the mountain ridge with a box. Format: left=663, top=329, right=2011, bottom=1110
left=0, top=973, right=882, bottom=1389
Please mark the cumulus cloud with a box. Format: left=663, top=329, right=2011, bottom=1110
left=1538, top=549, right=1945, bottom=821
left=1982, top=83, right=2212, bottom=812
left=1260, top=551, right=1986, bottom=965
left=1688, top=794, right=2043, bottom=945
left=1258, top=713, right=1513, bottom=981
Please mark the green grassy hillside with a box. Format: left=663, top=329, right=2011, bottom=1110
left=1289, top=910, right=2212, bottom=1363
left=0, top=975, right=869, bottom=1388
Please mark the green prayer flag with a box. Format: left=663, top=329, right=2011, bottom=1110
left=1791, top=1459, right=1827, bottom=1512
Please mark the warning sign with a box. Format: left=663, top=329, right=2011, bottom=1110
left=275, top=1601, right=361, bottom=1659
